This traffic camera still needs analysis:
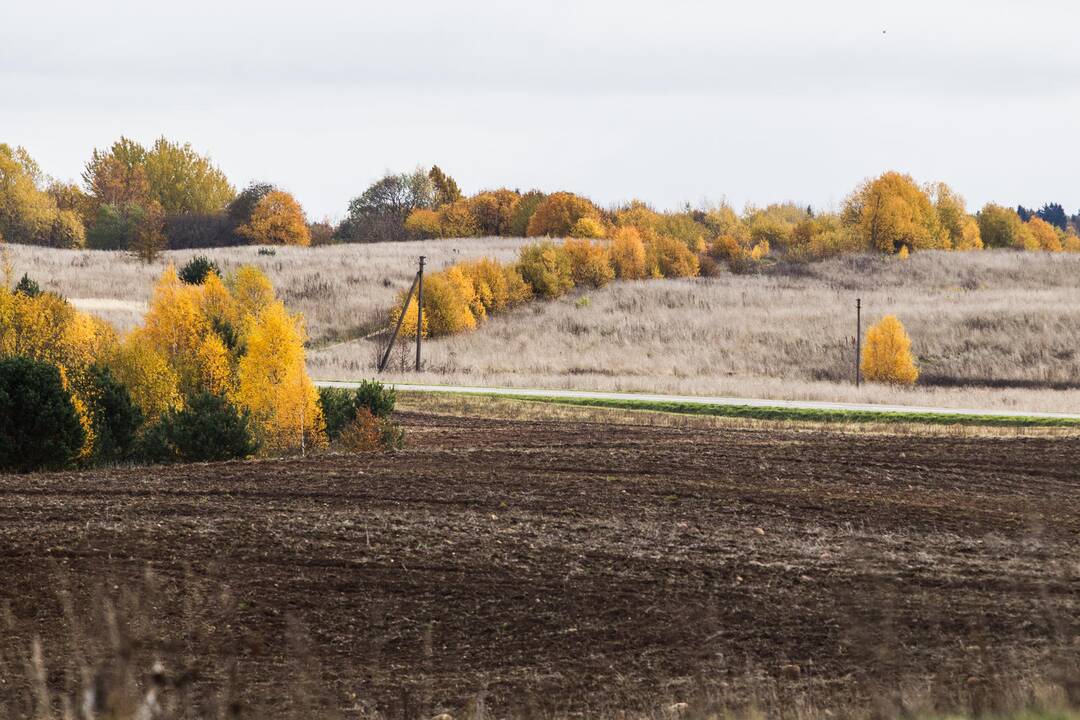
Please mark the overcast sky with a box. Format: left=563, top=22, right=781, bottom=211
left=3, top=0, right=1079, bottom=220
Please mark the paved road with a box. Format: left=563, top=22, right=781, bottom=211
left=315, top=381, right=1080, bottom=420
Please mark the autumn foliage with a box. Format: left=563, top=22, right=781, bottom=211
left=0, top=251, right=328, bottom=467
left=861, top=315, right=919, bottom=386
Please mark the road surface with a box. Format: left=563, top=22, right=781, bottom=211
left=315, top=381, right=1080, bottom=420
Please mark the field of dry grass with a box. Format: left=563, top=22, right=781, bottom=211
left=8, top=242, right=1080, bottom=413
left=4, top=239, right=529, bottom=340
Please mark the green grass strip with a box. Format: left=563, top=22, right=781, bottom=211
left=471, top=394, right=1080, bottom=428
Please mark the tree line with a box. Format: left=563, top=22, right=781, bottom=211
left=4, top=139, right=1080, bottom=260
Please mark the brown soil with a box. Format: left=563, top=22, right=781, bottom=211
left=2, top=410, right=1079, bottom=716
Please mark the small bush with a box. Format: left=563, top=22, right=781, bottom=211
left=0, top=357, right=85, bottom=473
left=354, top=379, right=396, bottom=418
left=517, top=241, right=575, bottom=298
left=140, top=391, right=259, bottom=463
left=338, top=408, right=404, bottom=452
left=563, top=237, right=614, bottom=288
left=86, top=364, right=144, bottom=464
left=178, top=255, right=221, bottom=285
left=318, top=387, right=357, bottom=441
left=610, top=227, right=648, bottom=279
left=321, top=381, right=400, bottom=446
left=646, top=234, right=700, bottom=278
left=13, top=273, right=41, bottom=297
left=257, top=247, right=276, bottom=256
left=861, top=315, right=919, bottom=385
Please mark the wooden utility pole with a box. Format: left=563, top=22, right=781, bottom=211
left=855, top=297, right=862, bottom=387
left=416, top=256, right=425, bottom=372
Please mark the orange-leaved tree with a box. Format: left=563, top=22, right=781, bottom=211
left=861, top=315, right=919, bottom=385
left=237, top=190, right=311, bottom=246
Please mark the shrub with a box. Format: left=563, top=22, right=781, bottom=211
left=140, top=391, right=258, bottom=463
left=861, top=315, right=919, bottom=385
left=526, top=192, right=602, bottom=237
left=85, top=363, right=143, bottom=464
left=321, top=381, right=398, bottom=445
left=404, top=208, right=442, bottom=238
left=420, top=272, right=477, bottom=335
left=646, top=233, right=699, bottom=278
left=353, top=378, right=396, bottom=418
left=178, top=255, right=221, bottom=285
left=569, top=217, right=606, bottom=239
left=0, top=356, right=85, bottom=473
left=318, top=386, right=357, bottom=441
left=13, top=273, right=41, bottom=297
left=338, top=408, right=403, bottom=452
left=609, top=227, right=648, bottom=279
left=517, top=241, right=575, bottom=298
left=563, top=238, right=614, bottom=288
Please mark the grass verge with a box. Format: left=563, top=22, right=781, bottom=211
left=474, top=394, right=1080, bottom=429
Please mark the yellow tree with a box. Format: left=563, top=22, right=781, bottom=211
left=609, top=227, right=648, bottom=279
left=1026, top=217, right=1063, bottom=252
left=230, top=265, right=276, bottom=321
left=237, top=190, right=311, bottom=246
left=108, top=330, right=183, bottom=421
left=843, top=172, right=943, bottom=253
left=861, top=315, right=919, bottom=385
left=141, top=266, right=211, bottom=393
left=236, top=301, right=325, bottom=452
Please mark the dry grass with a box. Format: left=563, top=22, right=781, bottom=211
left=335, top=250, right=1080, bottom=413
left=4, top=239, right=530, bottom=339
left=9, top=242, right=1080, bottom=413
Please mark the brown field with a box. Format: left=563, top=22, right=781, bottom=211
left=7, top=242, right=1080, bottom=414
left=2, top=400, right=1079, bottom=718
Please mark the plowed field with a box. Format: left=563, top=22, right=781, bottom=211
left=2, top=409, right=1079, bottom=716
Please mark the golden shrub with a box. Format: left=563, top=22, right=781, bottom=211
left=563, top=237, right=614, bottom=288
left=609, top=227, right=647, bottom=279
left=569, top=217, right=606, bottom=239
left=646, top=233, right=699, bottom=278
left=404, top=208, right=442, bottom=238
left=861, top=315, right=919, bottom=385
left=516, top=241, right=575, bottom=298
left=421, top=272, right=477, bottom=335
left=526, top=192, right=602, bottom=237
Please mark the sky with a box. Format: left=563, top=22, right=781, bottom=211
left=3, top=0, right=1079, bottom=221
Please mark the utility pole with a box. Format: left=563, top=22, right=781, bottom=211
left=415, top=256, right=425, bottom=372
left=855, top=297, right=862, bottom=387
